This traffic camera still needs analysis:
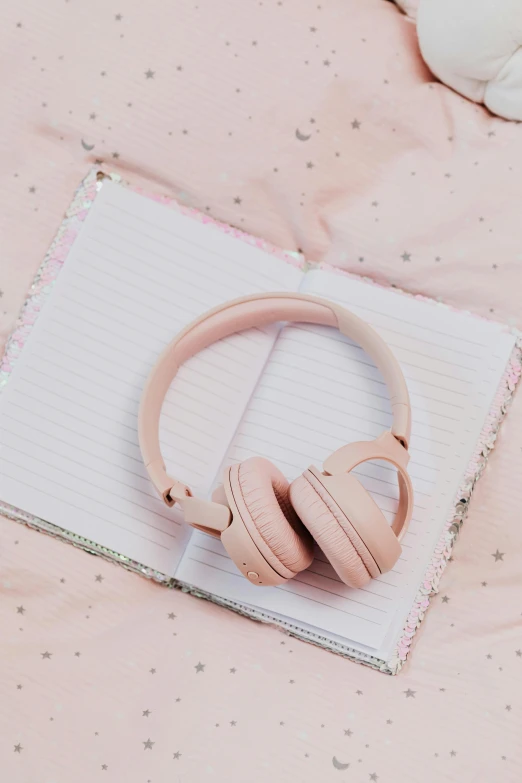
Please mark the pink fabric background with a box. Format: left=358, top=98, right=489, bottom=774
left=1, top=0, right=521, bottom=780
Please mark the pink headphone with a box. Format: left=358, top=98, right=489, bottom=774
left=138, top=293, right=413, bottom=589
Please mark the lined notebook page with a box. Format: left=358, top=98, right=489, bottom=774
left=0, top=181, right=302, bottom=575
left=176, top=269, right=515, bottom=652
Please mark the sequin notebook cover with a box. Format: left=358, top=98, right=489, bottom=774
left=1, top=167, right=520, bottom=674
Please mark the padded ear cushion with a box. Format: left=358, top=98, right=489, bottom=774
left=289, top=471, right=380, bottom=588
left=233, top=457, right=314, bottom=575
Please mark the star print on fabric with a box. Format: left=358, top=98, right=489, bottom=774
left=306, top=161, right=314, bottom=169
left=41, top=651, right=52, bottom=659
left=29, top=186, right=36, bottom=193
left=173, top=752, right=181, bottom=760
left=149, top=668, right=156, bottom=674
left=441, top=596, right=450, bottom=603
left=194, top=662, right=205, bottom=673
left=370, top=774, right=379, bottom=781
left=230, top=720, right=237, bottom=726
left=356, top=690, right=363, bottom=695
left=101, top=764, right=108, bottom=770
left=175, top=697, right=181, bottom=702
left=371, top=201, right=379, bottom=207
left=143, top=738, right=155, bottom=750
left=351, top=119, right=361, bottom=129
left=505, top=705, right=512, bottom=711
left=167, top=612, right=176, bottom=619
left=14, top=744, right=23, bottom=753
left=289, top=679, right=295, bottom=684
left=16, top=605, right=25, bottom=614
left=492, top=550, right=505, bottom=561
left=95, top=574, right=104, bottom=582
left=16, top=684, right=22, bottom=690
left=450, top=750, right=457, bottom=757
left=142, top=709, right=151, bottom=717
left=516, top=650, right=522, bottom=657
left=344, top=729, right=353, bottom=736
left=401, top=252, right=411, bottom=262
left=404, top=689, right=416, bottom=698
left=481, top=581, right=487, bottom=586
left=323, top=60, right=331, bottom=67
left=435, top=256, right=441, bottom=262
left=74, top=651, right=81, bottom=657
left=233, top=197, right=242, bottom=205
left=145, top=69, right=155, bottom=79
left=229, top=668, right=236, bottom=673
left=115, top=13, right=122, bottom=20
left=386, top=719, right=393, bottom=724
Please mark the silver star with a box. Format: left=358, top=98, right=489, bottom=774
left=505, top=705, right=512, bottom=711
left=142, top=709, right=151, bottom=717
left=516, top=650, right=522, bottom=657
left=95, top=574, right=104, bottom=582
left=14, top=744, right=23, bottom=753
left=101, top=764, right=108, bottom=770
left=16, top=684, right=22, bottom=690
left=74, top=651, right=81, bottom=657
left=167, top=612, right=176, bottom=619
left=401, top=252, right=411, bottom=262
left=486, top=654, right=492, bottom=659
left=149, top=668, right=156, bottom=674
left=230, top=720, right=237, bottom=726
left=16, top=605, right=25, bottom=614
left=370, top=774, right=378, bottom=782
left=404, top=689, right=416, bottom=698
left=143, top=738, right=155, bottom=750
left=351, top=119, right=361, bottom=130
left=441, top=595, right=450, bottom=603
left=492, top=550, right=505, bottom=562
left=481, top=581, right=487, bottom=587
left=306, top=161, right=314, bottom=169
left=173, top=751, right=181, bottom=759
left=145, top=69, right=155, bottom=79
left=356, top=690, right=363, bottom=695
left=229, top=668, right=236, bottom=674
left=41, top=651, right=52, bottom=659
left=233, top=197, right=242, bottom=205
left=195, top=662, right=205, bottom=673
left=344, top=728, right=353, bottom=736
left=450, top=750, right=457, bottom=757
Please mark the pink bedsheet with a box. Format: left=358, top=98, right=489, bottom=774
left=1, top=1, right=521, bottom=780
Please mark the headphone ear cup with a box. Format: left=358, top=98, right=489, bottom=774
left=231, top=458, right=314, bottom=577
left=290, top=470, right=387, bottom=588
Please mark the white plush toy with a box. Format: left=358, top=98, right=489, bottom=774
left=395, top=0, right=522, bottom=120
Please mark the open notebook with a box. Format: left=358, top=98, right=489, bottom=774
left=0, top=174, right=518, bottom=674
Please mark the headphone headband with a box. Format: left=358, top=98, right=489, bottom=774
left=138, top=293, right=411, bottom=503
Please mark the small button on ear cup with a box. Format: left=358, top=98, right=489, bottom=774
left=289, top=471, right=381, bottom=588
left=231, top=457, right=314, bottom=578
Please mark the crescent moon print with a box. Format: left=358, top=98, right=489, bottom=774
left=295, top=128, right=311, bottom=141
left=81, top=139, right=95, bottom=151
left=332, top=756, right=350, bottom=770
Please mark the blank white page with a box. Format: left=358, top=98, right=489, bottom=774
left=0, top=181, right=302, bottom=575
left=176, top=269, right=515, bottom=652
